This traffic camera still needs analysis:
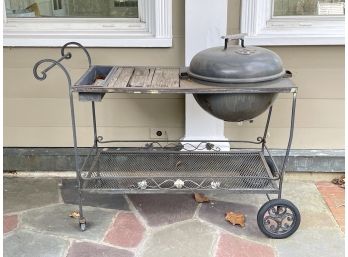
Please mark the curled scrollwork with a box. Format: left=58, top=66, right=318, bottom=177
left=33, top=59, right=72, bottom=88
left=97, top=136, right=104, bottom=143
left=61, top=42, right=92, bottom=68
left=256, top=136, right=264, bottom=143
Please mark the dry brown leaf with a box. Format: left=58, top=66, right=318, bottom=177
left=225, top=211, right=245, bottom=228
left=69, top=211, right=80, bottom=219
left=194, top=193, right=210, bottom=203
left=332, top=175, right=345, bottom=188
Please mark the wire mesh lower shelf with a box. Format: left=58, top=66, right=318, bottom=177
left=80, top=148, right=280, bottom=194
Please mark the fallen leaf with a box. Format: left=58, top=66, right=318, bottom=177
left=69, top=211, right=80, bottom=219
left=194, top=193, right=210, bottom=203
left=332, top=175, right=345, bottom=188
left=225, top=211, right=245, bottom=228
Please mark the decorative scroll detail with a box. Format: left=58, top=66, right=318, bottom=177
left=137, top=180, right=148, bottom=190
left=61, top=42, right=92, bottom=68
left=211, top=181, right=221, bottom=189
left=263, top=206, right=295, bottom=235
left=130, top=178, right=223, bottom=190
left=174, top=179, right=185, bottom=189
left=96, top=136, right=224, bottom=152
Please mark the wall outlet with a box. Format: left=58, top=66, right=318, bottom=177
left=150, top=128, right=168, bottom=139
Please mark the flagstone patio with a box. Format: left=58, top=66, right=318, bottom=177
left=3, top=177, right=345, bottom=257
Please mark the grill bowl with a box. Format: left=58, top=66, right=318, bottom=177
left=193, top=93, right=277, bottom=122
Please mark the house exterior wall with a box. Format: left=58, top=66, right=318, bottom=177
left=3, top=0, right=344, bottom=150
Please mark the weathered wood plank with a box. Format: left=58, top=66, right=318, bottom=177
left=92, top=79, right=105, bottom=87
left=149, top=68, right=180, bottom=88
left=106, top=67, right=134, bottom=88
left=129, top=67, right=155, bottom=87
left=145, top=68, right=156, bottom=87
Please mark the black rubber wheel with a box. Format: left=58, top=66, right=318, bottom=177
left=79, top=222, right=86, bottom=232
left=257, top=199, right=300, bottom=239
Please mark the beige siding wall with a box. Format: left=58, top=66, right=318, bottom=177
left=4, top=0, right=344, bottom=149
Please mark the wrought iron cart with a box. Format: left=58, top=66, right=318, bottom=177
left=33, top=40, right=300, bottom=239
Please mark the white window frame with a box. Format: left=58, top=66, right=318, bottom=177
left=240, top=0, right=345, bottom=45
left=3, top=0, right=172, bottom=47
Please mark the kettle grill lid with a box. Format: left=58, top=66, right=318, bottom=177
left=188, top=34, right=285, bottom=84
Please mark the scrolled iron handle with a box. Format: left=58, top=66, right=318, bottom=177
left=33, top=58, right=72, bottom=89
left=221, top=33, right=247, bottom=49
left=61, top=41, right=92, bottom=68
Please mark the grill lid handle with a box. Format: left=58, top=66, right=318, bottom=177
left=221, top=33, right=247, bottom=50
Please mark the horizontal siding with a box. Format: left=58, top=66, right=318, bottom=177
left=4, top=126, right=343, bottom=149
left=4, top=98, right=185, bottom=127
left=4, top=37, right=185, bottom=69
left=224, top=128, right=344, bottom=149
left=4, top=98, right=343, bottom=129
left=3, top=127, right=184, bottom=147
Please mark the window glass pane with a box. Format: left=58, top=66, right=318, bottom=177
left=5, top=0, right=138, bottom=18
left=273, top=0, right=345, bottom=16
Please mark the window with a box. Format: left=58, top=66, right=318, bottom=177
left=241, top=0, right=345, bottom=45
left=5, top=0, right=139, bottom=18
left=4, top=0, right=172, bottom=47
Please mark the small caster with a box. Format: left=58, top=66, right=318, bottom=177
left=257, top=199, right=300, bottom=239
left=79, top=219, right=87, bottom=232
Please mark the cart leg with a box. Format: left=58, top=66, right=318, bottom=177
left=92, top=101, right=98, bottom=148
left=78, top=187, right=86, bottom=231
left=33, top=43, right=93, bottom=232
left=92, top=101, right=101, bottom=182
left=261, top=106, right=273, bottom=153
left=69, top=91, right=87, bottom=231
left=278, top=92, right=297, bottom=199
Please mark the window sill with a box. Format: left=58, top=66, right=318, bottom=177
left=244, top=34, right=344, bottom=46
left=3, top=35, right=173, bottom=47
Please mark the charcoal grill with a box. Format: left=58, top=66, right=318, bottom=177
left=33, top=37, right=300, bottom=239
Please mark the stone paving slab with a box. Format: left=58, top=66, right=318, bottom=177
left=104, top=212, right=145, bottom=248
left=199, top=200, right=268, bottom=242
left=282, top=181, right=339, bottom=230
left=21, top=204, right=116, bottom=241
left=282, top=181, right=330, bottom=213
left=4, top=178, right=59, bottom=213
left=66, top=242, right=134, bottom=257
left=60, top=179, right=129, bottom=210
left=4, top=229, right=69, bottom=257
left=316, top=181, right=345, bottom=232
left=128, top=194, right=198, bottom=226
left=216, top=233, right=275, bottom=257
left=4, top=214, right=18, bottom=234
left=141, top=220, right=216, bottom=257
left=272, top=228, right=345, bottom=257
left=204, top=192, right=266, bottom=207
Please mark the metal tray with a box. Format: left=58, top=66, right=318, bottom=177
left=80, top=147, right=279, bottom=194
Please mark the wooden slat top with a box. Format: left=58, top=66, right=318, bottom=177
left=74, top=65, right=297, bottom=94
